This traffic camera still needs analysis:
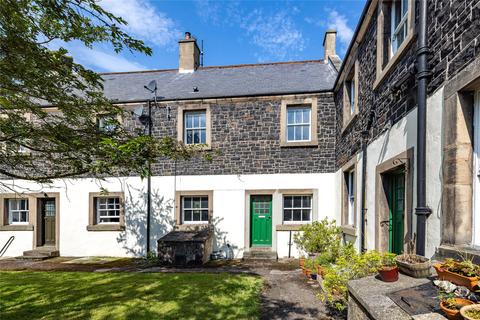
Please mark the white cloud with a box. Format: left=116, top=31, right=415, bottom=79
left=326, top=10, right=354, bottom=52
left=48, top=40, right=146, bottom=72
left=241, top=9, right=306, bottom=61
left=100, top=0, right=181, bottom=47
left=74, top=47, right=146, bottom=72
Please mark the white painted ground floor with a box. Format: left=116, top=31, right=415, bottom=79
left=0, top=172, right=337, bottom=258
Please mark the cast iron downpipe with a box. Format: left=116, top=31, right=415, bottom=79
left=146, top=100, right=152, bottom=254
left=415, top=0, right=432, bottom=256
left=360, top=133, right=368, bottom=252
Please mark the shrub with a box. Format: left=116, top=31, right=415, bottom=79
left=293, top=218, right=342, bottom=259
left=321, top=245, right=386, bottom=311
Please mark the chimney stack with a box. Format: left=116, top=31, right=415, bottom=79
left=323, top=29, right=337, bottom=61
left=178, top=31, right=200, bottom=73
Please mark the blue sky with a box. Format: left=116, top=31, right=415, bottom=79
left=64, top=0, right=366, bottom=72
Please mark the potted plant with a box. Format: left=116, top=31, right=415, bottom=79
left=461, top=304, right=480, bottom=320
left=439, top=292, right=474, bottom=320
left=434, top=256, right=479, bottom=291
left=304, top=258, right=315, bottom=279
left=378, top=252, right=399, bottom=282
left=395, top=235, right=432, bottom=278
left=299, top=255, right=306, bottom=268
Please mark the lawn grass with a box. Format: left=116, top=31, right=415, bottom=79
left=0, top=271, right=263, bottom=320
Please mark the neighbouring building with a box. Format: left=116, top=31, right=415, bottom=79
left=1, top=0, right=480, bottom=262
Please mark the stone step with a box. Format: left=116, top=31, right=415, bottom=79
left=15, top=255, right=52, bottom=261
left=243, top=250, right=277, bottom=261
left=19, top=247, right=59, bottom=260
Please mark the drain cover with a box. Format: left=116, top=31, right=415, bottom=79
left=388, top=282, right=440, bottom=316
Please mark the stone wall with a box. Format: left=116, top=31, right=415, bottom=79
left=336, top=0, right=480, bottom=168
left=143, top=93, right=337, bottom=176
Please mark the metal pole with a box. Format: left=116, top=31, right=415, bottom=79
left=146, top=99, right=152, bottom=254
left=415, top=0, right=432, bottom=256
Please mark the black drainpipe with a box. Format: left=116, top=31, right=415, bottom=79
left=360, top=133, right=368, bottom=252
left=415, top=0, right=432, bottom=256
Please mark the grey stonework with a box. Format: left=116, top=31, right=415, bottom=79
left=336, top=0, right=480, bottom=168
left=145, top=93, right=336, bottom=176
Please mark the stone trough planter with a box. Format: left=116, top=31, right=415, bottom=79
left=396, top=254, right=432, bottom=278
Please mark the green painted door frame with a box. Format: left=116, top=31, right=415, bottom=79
left=388, top=172, right=405, bottom=254
left=250, top=195, right=272, bottom=247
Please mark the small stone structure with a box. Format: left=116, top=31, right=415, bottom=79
left=157, top=225, right=213, bottom=266
left=347, top=274, right=446, bottom=320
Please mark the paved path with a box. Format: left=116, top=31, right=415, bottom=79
left=254, top=266, right=334, bottom=320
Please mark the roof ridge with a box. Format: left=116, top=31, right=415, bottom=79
left=99, top=59, right=326, bottom=76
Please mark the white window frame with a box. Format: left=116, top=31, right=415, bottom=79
left=96, top=197, right=121, bottom=224
left=473, top=90, right=480, bottom=247
left=391, top=0, right=409, bottom=55
left=348, top=79, right=356, bottom=114
left=282, top=195, right=312, bottom=224
left=182, top=196, right=209, bottom=224
left=184, top=110, right=207, bottom=145
left=347, top=170, right=355, bottom=226
left=7, top=199, right=29, bottom=225
left=286, top=106, right=312, bottom=142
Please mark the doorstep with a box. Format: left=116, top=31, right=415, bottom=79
left=347, top=274, right=446, bottom=320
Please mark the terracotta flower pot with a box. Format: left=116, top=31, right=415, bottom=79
left=301, top=266, right=306, bottom=275
left=434, top=263, right=479, bottom=291
left=460, top=304, right=480, bottom=320
left=299, top=258, right=305, bottom=267
left=316, top=265, right=325, bottom=277
left=378, top=266, right=399, bottom=282
left=305, top=269, right=312, bottom=278
left=440, top=298, right=474, bottom=320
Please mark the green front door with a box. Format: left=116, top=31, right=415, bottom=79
left=388, top=173, right=405, bottom=254
left=251, top=195, right=272, bottom=246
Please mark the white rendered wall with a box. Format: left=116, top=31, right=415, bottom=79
left=0, top=172, right=336, bottom=258
left=0, top=231, right=33, bottom=257
left=361, top=88, right=443, bottom=258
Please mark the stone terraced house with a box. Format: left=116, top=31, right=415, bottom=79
left=1, top=0, right=480, bottom=263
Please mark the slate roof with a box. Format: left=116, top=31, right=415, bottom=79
left=100, top=60, right=337, bottom=103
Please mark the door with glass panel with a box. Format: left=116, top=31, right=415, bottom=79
left=251, top=195, right=272, bottom=246
left=387, top=172, right=405, bottom=254
left=40, top=198, right=56, bottom=246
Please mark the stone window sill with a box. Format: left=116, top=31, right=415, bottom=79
left=0, top=224, right=34, bottom=231
left=86, top=224, right=125, bottom=232
left=342, top=112, right=359, bottom=135
left=280, top=141, right=318, bottom=148
left=276, top=224, right=304, bottom=231
left=341, top=225, right=357, bottom=236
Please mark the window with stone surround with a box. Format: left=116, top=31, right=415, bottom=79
left=87, top=192, right=125, bottom=231
left=341, top=157, right=357, bottom=235
left=375, top=0, right=415, bottom=88
left=280, top=98, right=318, bottom=147
left=342, top=60, right=358, bottom=130
left=177, top=105, right=211, bottom=147
left=175, top=191, right=213, bottom=225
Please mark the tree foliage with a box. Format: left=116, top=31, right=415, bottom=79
left=0, top=0, right=192, bottom=183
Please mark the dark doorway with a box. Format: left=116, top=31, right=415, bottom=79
left=39, top=198, right=56, bottom=246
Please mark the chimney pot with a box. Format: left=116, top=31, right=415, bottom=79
left=185, top=31, right=191, bottom=39
left=323, top=29, right=337, bottom=62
